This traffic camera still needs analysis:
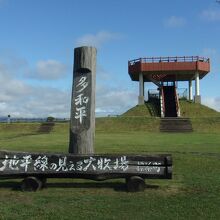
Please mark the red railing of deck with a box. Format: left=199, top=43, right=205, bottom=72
left=128, top=56, right=210, bottom=66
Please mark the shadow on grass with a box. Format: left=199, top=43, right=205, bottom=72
left=0, top=180, right=160, bottom=192
left=37, top=122, right=55, bottom=134
left=0, top=181, right=21, bottom=190
left=0, top=133, right=39, bottom=141
left=46, top=182, right=159, bottom=192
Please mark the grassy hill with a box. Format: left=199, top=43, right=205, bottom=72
left=96, top=117, right=160, bottom=132
left=119, top=100, right=220, bottom=133
left=179, top=100, right=220, bottom=117
left=122, top=104, right=153, bottom=117
left=122, top=100, right=220, bottom=118
left=122, top=101, right=160, bottom=117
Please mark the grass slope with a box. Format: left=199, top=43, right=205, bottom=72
left=122, top=101, right=160, bottom=117
left=96, top=117, right=160, bottom=132
left=180, top=100, right=220, bottom=117
left=123, top=100, right=220, bottom=118
left=122, top=104, right=152, bottom=117
left=0, top=123, right=220, bottom=219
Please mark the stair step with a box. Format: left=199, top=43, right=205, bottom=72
left=160, top=117, right=193, bottom=132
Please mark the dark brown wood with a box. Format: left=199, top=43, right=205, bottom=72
left=39, top=177, right=47, bottom=187
left=0, top=151, right=172, bottom=181
left=21, top=176, right=42, bottom=192
left=126, top=176, right=145, bottom=192
left=69, top=46, right=97, bottom=154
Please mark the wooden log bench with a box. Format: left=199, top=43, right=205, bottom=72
left=0, top=150, right=172, bottom=192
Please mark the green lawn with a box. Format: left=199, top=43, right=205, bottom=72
left=0, top=122, right=220, bottom=219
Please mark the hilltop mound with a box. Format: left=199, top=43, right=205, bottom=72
left=122, top=101, right=160, bottom=117
left=179, top=100, right=220, bottom=117
left=122, top=100, right=220, bottom=118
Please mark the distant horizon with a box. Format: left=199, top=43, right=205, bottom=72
left=0, top=100, right=219, bottom=120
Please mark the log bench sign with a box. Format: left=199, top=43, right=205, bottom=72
left=0, top=151, right=172, bottom=179
left=0, top=151, right=172, bottom=191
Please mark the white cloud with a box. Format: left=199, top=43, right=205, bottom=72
left=202, top=97, right=220, bottom=112
left=0, top=52, right=68, bottom=81
left=0, top=84, right=71, bottom=118
left=76, top=31, right=122, bottom=48
left=201, top=8, right=220, bottom=21
left=0, top=65, right=31, bottom=102
left=96, top=85, right=137, bottom=116
left=21, top=87, right=71, bottom=118
left=0, top=61, right=70, bottom=118
left=91, top=64, right=135, bottom=116
left=0, top=66, right=137, bottom=118
left=164, top=16, right=186, bottom=28
left=27, top=60, right=67, bottom=80
left=0, top=55, right=138, bottom=118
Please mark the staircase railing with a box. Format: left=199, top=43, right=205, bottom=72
left=160, top=87, right=165, bottom=117
left=177, top=88, right=188, bottom=100
left=174, top=87, right=181, bottom=117
left=148, top=89, right=159, bottom=100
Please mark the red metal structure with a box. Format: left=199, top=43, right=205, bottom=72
left=128, top=56, right=210, bottom=81
left=128, top=56, right=210, bottom=117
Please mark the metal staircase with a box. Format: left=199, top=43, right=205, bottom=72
left=163, top=86, right=178, bottom=117
left=159, top=85, right=193, bottom=132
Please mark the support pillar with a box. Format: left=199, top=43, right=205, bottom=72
left=189, top=80, right=193, bottom=101
left=138, top=73, right=145, bottom=105
left=194, top=72, right=201, bottom=104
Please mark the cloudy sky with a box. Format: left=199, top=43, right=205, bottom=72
left=0, top=0, right=219, bottom=118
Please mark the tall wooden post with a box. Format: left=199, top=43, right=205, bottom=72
left=69, top=46, right=97, bottom=154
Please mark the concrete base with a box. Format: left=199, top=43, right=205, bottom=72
left=138, top=96, right=145, bottom=105
left=194, top=95, right=201, bottom=104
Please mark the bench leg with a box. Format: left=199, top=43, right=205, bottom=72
left=21, top=177, right=43, bottom=192
left=39, top=177, right=47, bottom=188
left=126, top=176, right=145, bottom=192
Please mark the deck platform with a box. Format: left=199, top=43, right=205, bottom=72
left=128, top=56, right=210, bottom=82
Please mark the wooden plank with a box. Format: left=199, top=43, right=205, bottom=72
left=0, top=151, right=172, bottom=180
left=69, top=46, right=97, bottom=154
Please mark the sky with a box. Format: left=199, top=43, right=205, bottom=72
left=0, top=0, right=219, bottom=118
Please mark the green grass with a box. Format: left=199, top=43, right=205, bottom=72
left=122, top=99, right=220, bottom=118
left=96, top=117, right=160, bottom=132
left=122, top=101, right=160, bottom=117
left=179, top=100, right=220, bottom=118
left=0, top=122, right=220, bottom=219
left=96, top=116, right=220, bottom=133
left=122, top=103, right=153, bottom=117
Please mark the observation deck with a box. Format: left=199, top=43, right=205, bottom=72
left=128, top=56, right=210, bottom=82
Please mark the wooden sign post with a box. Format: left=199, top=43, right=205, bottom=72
left=69, top=47, right=97, bottom=154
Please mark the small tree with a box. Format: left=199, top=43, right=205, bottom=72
left=46, top=116, right=55, bottom=122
